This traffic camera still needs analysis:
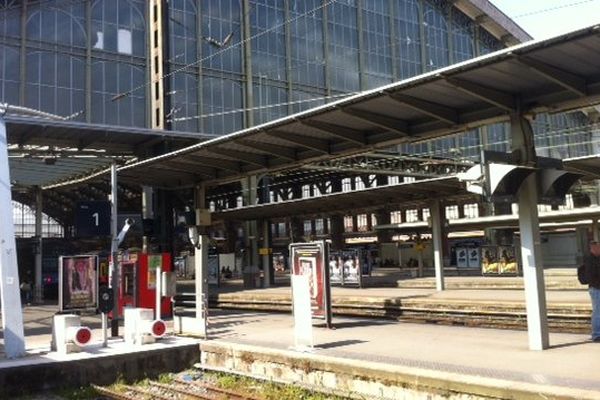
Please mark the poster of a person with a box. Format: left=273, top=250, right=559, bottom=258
left=344, top=257, right=360, bottom=284
left=329, top=256, right=342, bottom=285
left=60, top=255, right=98, bottom=311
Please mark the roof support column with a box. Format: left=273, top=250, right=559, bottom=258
left=330, top=215, right=345, bottom=251
left=109, top=162, right=120, bottom=337
left=511, top=112, right=549, bottom=351
left=242, top=176, right=259, bottom=285
left=261, top=219, right=273, bottom=287
left=430, top=199, right=445, bottom=291
left=194, top=184, right=208, bottom=336
left=0, top=116, right=26, bottom=358
left=592, top=219, right=600, bottom=243
left=34, top=186, right=43, bottom=303
left=142, top=186, right=154, bottom=253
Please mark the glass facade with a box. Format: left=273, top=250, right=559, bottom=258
left=0, top=0, right=592, bottom=160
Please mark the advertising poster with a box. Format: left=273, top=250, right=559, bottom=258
left=329, top=256, right=343, bottom=285
left=498, top=246, right=518, bottom=275
left=208, top=255, right=220, bottom=285
left=329, top=249, right=362, bottom=287
left=456, top=248, right=468, bottom=268
left=481, top=246, right=499, bottom=275
left=59, top=255, right=98, bottom=312
left=290, top=241, right=331, bottom=325
left=468, top=248, right=480, bottom=268
left=147, top=254, right=162, bottom=289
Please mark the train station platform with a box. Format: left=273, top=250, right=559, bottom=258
left=0, top=283, right=597, bottom=398
left=203, top=311, right=600, bottom=399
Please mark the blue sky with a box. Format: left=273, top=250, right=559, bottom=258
left=490, top=0, right=600, bottom=39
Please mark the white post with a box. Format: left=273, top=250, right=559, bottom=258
left=109, top=162, right=119, bottom=337
left=0, top=116, right=26, bottom=358
left=194, top=185, right=208, bottom=336
left=34, top=186, right=43, bottom=303
left=430, top=200, right=445, bottom=291
left=510, top=112, right=549, bottom=350
left=156, top=263, right=162, bottom=320
left=518, top=175, right=549, bottom=350
left=592, top=219, right=599, bottom=243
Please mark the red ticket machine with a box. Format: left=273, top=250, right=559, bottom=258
left=137, top=253, right=172, bottom=317
left=116, top=252, right=172, bottom=318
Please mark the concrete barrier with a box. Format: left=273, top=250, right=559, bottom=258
left=0, top=343, right=200, bottom=397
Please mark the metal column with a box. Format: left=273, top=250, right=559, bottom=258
left=194, top=185, right=208, bottom=336
left=109, top=163, right=120, bottom=337
left=430, top=200, right=445, bottom=291
left=142, top=186, right=153, bottom=253
left=511, top=113, right=549, bottom=350
left=261, top=220, right=271, bottom=288
left=0, top=116, right=26, bottom=358
left=34, top=186, right=43, bottom=303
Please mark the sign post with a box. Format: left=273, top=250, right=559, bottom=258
left=98, top=286, right=114, bottom=347
left=0, top=116, right=25, bottom=358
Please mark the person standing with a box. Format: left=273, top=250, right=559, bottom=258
left=580, top=241, right=600, bottom=342
left=20, top=278, right=32, bottom=306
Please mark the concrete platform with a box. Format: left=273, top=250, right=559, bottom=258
left=0, top=308, right=201, bottom=397
left=1, top=303, right=599, bottom=399
left=204, top=311, right=600, bottom=400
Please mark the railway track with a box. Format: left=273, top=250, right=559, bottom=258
left=93, top=379, right=262, bottom=400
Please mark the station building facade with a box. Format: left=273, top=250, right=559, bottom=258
left=3, top=1, right=597, bottom=267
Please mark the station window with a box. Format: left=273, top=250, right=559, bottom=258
left=390, top=211, right=402, bottom=224
left=344, top=216, right=354, bottom=232
left=357, top=214, right=369, bottom=232
left=445, top=205, right=458, bottom=220
left=463, top=203, right=479, bottom=219
left=315, top=219, right=324, bottom=235
left=405, top=209, right=418, bottom=222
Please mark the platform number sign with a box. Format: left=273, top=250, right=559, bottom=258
left=75, top=201, right=111, bottom=237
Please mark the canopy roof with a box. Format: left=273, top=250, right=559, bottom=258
left=117, top=24, right=600, bottom=189
left=6, top=117, right=213, bottom=187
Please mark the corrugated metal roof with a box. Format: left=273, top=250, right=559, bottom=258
left=118, top=24, right=600, bottom=189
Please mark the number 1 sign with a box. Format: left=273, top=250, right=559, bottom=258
left=75, top=201, right=111, bottom=237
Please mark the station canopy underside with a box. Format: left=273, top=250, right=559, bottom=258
left=6, top=116, right=211, bottom=188
left=213, top=177, right=476, bottom=221
left=377, top=206, right=600, bottom=234
left=117, top=25, right=600, bottom=189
